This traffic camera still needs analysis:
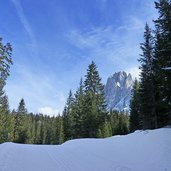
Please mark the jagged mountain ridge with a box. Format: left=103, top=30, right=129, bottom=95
left=104, top=71, right=134, bottom=111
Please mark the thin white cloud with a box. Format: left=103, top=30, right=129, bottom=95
left=68, top=16, right=144, bottom=69
left=126, top=67, right=140, bottom=80
left=67, top=9, right=157, bottom=82
left=67, top=0, right=157, bottom=76
left=38, top=106, right=59, bottom=116
left=11, top=0, right=36, bottom=45
left=118, top=16, right=144, bottom=31
left=5, top=65, right=66, bottom=115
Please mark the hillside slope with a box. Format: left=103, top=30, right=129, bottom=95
left=0, top=128, right=170, bottom=171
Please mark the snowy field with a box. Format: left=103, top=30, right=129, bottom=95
left=0, top=128, right=170, bottom=171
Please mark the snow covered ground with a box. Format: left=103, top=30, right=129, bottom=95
left=0, top=128, right=171, bottom=171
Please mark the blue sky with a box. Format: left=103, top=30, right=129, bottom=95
left=0, top=0, right=157, bottom=115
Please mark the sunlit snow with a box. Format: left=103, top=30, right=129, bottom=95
left=0, top=128, right=170, bottom=171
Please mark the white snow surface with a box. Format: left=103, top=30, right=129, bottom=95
left=0, top=128, right=171, bottom=171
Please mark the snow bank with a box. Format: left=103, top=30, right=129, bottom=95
left=0, top=128, right=171, bottom=171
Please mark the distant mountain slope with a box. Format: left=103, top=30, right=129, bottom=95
left=0, top=128, right=170, bottom=171
left=104, top=71, right=134, bottom=111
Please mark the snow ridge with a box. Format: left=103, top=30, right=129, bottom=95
left=0, top=128, right=171, bottom=171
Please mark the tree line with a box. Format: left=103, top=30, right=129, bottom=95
left=0, top=38, right=129, bottom=144
left=0, top=55, right=129, bottom=144
left=130, top=0, right=171, bottom=132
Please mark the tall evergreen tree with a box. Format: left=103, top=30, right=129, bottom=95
left=83, top=61, right=107, bottom=137
left=13, top=98, right=28, bottom=143
left=17, top=98, right=27, bottom=114
left=0, top=94, right=11, bottom=142
left=130, top=79, right=141, bottom=132
left=153, top=0, right=171, bottom=127
left=0, top=37, right=13, bottom=89
left=72, top=78, right=85, bottom=138
left=63, top=90, right=75, bottom=140
left=0, top=37, right=13, bottom=143
left=139, top=24, right=156, bottom=129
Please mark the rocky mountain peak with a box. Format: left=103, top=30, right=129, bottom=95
left=104, top=71, right=134, bottom=111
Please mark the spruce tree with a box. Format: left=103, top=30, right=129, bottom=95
left=130, top=79, right=141, bottom=132
left=0, top=94, right=11, bottom=142
left=0, top=37, right=13, bottom=143
left=153, top=0, right=171, bottom=127
left=72, top=78, right=85, bottom=138
left=0, top=37, right=13, bottom=89
left=83, top=61, right=107, bottom=137
left=139, top=24, right=156, bottom=129
left=63, top=90, right=75, bottom=140
left=13, top=98, right=28, bottom=143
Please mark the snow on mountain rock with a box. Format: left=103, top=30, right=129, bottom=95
left=104, top=71, right=134, bottom=111
left=162, top=67, right=171, bottom=70
left=116, top=82, right=120, bottom=87
left=0, top=128, right=170, bottom=171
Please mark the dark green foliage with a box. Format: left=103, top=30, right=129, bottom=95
left=139, top=24, right=156, bottom=129
left=17, top=98, right=27, bottom=114
left=0, top=37, right=13, bottom=89
left=97, top=119, right=112, bottom=138
left=109, top=110, right=129, bottom=135
left=109, top=110, right=119, bottom=135
left=0, top=95, right=11, bottom=143
left=130, top=0, right=171, bottom=130
left=13, top=99, right=28, bottom=143
left=0, top=37, right=13, bottom=143
left=117, top=112, right=130, bottom=135
left=58, top=117, right=65, bottom=144
left=72, top=78, right=85, bottom=138
left=62, top=62, right=110, bottom=139
left=153, top=0, right=171, bottom=127
left=130, top=79, right=141, bottom=132
left=63, top=90, right=75, bottom=141
left=83, top=61, right=107, bottom=137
